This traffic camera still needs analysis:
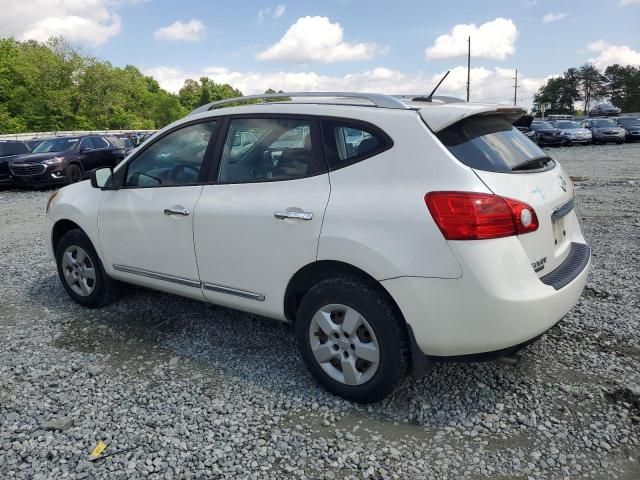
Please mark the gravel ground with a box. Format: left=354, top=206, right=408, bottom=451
left=1, top=143, right=639, bottom=479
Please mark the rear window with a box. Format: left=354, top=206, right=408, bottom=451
left=0, top=142, right=29, bottom=157
left=436, top=115, right=549, bottom=173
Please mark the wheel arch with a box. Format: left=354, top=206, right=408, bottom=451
left=51, top=219, right=84, bottom=252
left=285, top=260, right=429, bottom=375
left=284, top=260, right=403, bottom=323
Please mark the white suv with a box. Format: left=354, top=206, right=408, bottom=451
left=45, top=93, right=590, bottom=402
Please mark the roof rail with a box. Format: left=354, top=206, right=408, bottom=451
left=188, top=92, right=411, bottom=115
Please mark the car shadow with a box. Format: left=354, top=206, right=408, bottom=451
left=28, top=273, right=535, bottom=433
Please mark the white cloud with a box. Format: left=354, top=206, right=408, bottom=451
left=154, top=19, right=206, bottom=42
left=0, top=0, right=122, bottom=46
left=425, top=18, right=518, bottom=61
left=588, top=41, right=640, bottom=69
left=143, top=64, right=547, bottom=108
left=258, top=5, right=286, bottom=24
left=542, top=13, right=568, bottom=23
left=620, top=0, right=640, bottom=5
left=256, top=16, right=386, bottom=63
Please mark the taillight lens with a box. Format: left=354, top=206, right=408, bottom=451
left=424, top=192, right=538, bottom=240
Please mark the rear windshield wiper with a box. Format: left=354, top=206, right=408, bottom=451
left=511, top=156, right=554, bottom=172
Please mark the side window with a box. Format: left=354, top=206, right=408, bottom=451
left=79, top=137, right=92, bottom=151
left=321, top=120, right=390, bottom=169
left=218, top=118, right=319, bottom=183
left=125, top=121, right=217, bottom=187
left=91, top=136, right=110, bottom=149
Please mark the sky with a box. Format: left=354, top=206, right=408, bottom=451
left=1, top=0, right=639, bottom=107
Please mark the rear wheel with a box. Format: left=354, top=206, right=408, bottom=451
left=66, top=164, right=83, bottom=184
left=55, top=229, right=116, bottom=308
left=295, top=276, right=408, bottom=403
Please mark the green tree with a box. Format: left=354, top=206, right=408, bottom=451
left=578, top=64, right=607, bottom=113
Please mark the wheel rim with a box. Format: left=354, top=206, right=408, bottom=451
left=308, top=304, right=380, bottom=386
left=61, top=245, right=96, bottom=297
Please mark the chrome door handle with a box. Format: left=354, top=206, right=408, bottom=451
left=274, top=210, right=313, bottom=221
left=164, top=207, right=190, bottom=216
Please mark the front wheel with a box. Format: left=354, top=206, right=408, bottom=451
left=295, top=276, right=409, bottom=403
left=55, top=229, right=116, bottom=308
left=66, top=164, right=83, bottom=184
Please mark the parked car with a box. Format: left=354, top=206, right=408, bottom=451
left=580, top=118, right=625, bottom=144
left=513, top=115, right=539, bottom=145
left=615, top=117, right=640, bottom=142
left=588, top=103, right=621, bottom=117
left=10, top=135, right=126, bottom=187
left=530, top=121, right=564, bottom=146
left=45, top=93, right=590, bottom=402
left=0, top=140, right=31, bottom=186
left=114, top=134, right=136, bottom=154
left=550, top=120, right=592, bottom=145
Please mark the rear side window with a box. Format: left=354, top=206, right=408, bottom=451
left=218, top=118, right=322, bottom=183
left=436, top=115, right=548, bottom=173
left=0, top=142, right=29, bottom=156
left=321, top=120, right=391, bottom=169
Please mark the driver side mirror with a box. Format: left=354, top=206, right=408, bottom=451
left=91, top=167, right=116, bottom=190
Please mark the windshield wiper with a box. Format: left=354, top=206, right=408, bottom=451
left=511, top=156, right=554, bottom=172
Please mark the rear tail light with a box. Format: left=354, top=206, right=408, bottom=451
left=424, top=192, right=538, bottom=240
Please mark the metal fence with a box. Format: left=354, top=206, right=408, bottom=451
left=0, top=130, right=156, bottom=141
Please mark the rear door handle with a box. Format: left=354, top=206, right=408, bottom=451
left=164, top=207, right=190, bottom=216
left=274, top=210, right=313, bottom=221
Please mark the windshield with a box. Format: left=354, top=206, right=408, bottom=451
left=532, top=122, right=553, bottom=130
left=556, top=121, right=580, bottom=129
left=0, top=142, right=29, bottom=157
left=591, top=119, right=616, bottom=128
left=436, top=115, right=549, bottom=173
left=32, top=137, right=79, bottom=153
left=618, top=117, right=640, bottom=127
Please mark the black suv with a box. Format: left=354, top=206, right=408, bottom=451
left=9, top=135, right=126, bottom=187
left=530, top=121, right=564, bottom=146
left=0, top=140, right=31, bottom=187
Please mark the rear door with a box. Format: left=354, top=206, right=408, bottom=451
left=430, top=112, right=580, bottom=276
left=193, top=116, right=330, bottom=319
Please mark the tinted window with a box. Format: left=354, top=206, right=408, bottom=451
left=555, top=121, right=580, bottom=129
left=321, top=120, right=389, bottom=169
left=591, top=119, right=616, bottom=128
left=218, top=118, right=319, bottom=183
left=91, top=136, right=110, bottom=149
left=125, top=121, right=216, bottom=187
left=0, top=142, right=29, bottom=157
left=436, top=115, right=548, bottom=173
left=618, top=118, right=640, bottom=127
left=531, top=122, right=553, bottom=130
left=32, top=137, right=79, bottom=153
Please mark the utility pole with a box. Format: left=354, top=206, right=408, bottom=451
left=466, top=36, right=471, bottom=102
left=513, top=69, right=518, bottom=105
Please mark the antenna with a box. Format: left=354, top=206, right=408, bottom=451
left=466, top=36, right=471, bottom=102
left=424, top=70, right=451, bottom=102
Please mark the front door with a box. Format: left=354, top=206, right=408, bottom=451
left=98, top=120, right=218, bottom=299
left=194, top=117, right=330, bottom=318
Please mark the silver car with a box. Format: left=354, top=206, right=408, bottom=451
left=580, top=118, right=625, bottom=144
left=551, top=120, right=592, bottom=145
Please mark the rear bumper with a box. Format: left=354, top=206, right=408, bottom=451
left=382, top=239, right=590, bottom=361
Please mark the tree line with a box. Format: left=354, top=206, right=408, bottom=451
left=534, top=63, right=640, bottom=115
left=0, top=38, right=259, bottom=134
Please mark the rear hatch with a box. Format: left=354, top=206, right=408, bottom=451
left=421, top=106, right=576, bottom=277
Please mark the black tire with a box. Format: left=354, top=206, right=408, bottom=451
left=295, top=276, right=409, bottom=403
left=55, top=229, right=116, bottom=308
left=66, top=164, right=83, bottom=184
